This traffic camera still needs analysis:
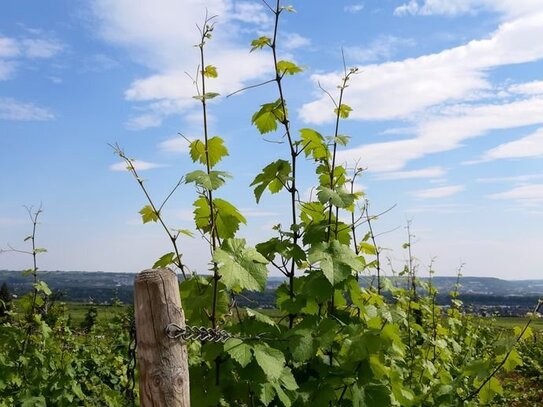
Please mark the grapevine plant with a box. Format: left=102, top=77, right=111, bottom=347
left=112, top=2, right=543, bottom=406
left=0, top=208, right=136, bottom=406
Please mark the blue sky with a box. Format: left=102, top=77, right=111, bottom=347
left=1, top=0, right=543, bottom=279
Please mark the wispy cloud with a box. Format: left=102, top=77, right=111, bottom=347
left=487, top=184, right=543, bottom=205
left=301, top=11, right=543, bottom=126
left=0, top=98, right=54, bottom=121
left=479, top=127, right=543, bottom=161
left=91, top=0, right=275, bottom=129
left=394, top=0, right=543, bottom=18
left=109, top=160, right=166, bottom=172
left=406, top=203, right=472, bottom=214
left=0, top=33, right=63, bottom=83
left=476, top=174, right=543, bottom=184
left=375, top=166, right=446, bottom=180
left=281, top=32, right=311, bottom=50
left=158, top=136, right=192, bottom=154
left=345, top=35, right=415, bottom=63
left=240, top=208, right=280, bottom=218
left=336, top=96, right=543, bottom=172
left=509, top=80, right=543, bottom=96
left=413, top=185, right=465, bottom=199
left=344, top=3, right=364, bottom=13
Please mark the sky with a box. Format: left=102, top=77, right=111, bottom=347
left=1, top=0, right=543, bottom=280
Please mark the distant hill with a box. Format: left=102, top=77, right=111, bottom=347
left=1, top=270, right=542, bottom=312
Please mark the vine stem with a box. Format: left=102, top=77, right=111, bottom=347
left=113, top=146, right=187, bottom=280
left=270, top=0, right=298, bottom=329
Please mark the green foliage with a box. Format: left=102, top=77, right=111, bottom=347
left=189, top=137, right=228, bottom=169
left=213, top=238, right=269, bottom=292
left=250, top=159, right=291, bottom=203
left=193, top=197, right=246, bottom=239
left=252, top=99, right=285, bottom=134
left=276, top=60, right=303, bottom=76
left=139, top=204, right=158, bottom=223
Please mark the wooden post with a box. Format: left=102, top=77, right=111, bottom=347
left=134, top=268, right=190, bottom=406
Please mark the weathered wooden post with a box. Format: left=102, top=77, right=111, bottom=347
left=134, top=268, right=190, bottom=406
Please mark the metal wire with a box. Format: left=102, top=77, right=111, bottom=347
left=124, top=319, right=137, bottom=405
left=165, top=323, right=235, bottom=343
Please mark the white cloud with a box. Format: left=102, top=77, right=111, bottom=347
left=231, top=2, right=272, bottom=26
left=406, top=203, right=472, bottom=213
left=476, top=174, right=543, bottom=183
left=344, top=3, right=364, bottom=13
left=481, top=127, right=543, bottom=161
left=91, top=0, right=274, bottom=129
left=336, top=95, right=543, bottom=172
left=158, top=136, right=192, bottom=153
left=394, top=0, right=543, bottom=18
left=109, top=160, right=166, bottom=172
left=413, top=185, right=464, bottom=199
left=20, top=38, right=63, bottom=58
left=509, top=80, right=543, bottom=95
left=300, top=11, right=543, bottom=126
left=375, top=166, right=446, bottom=180
left=0, top=60, right=16, bottom=80
left=0, top=34, right=62, bottom=82
left=281, top=32, right=311, bottom=50
left=0, top=37, right=20, bottom=58
left=240, top=208, right=280, bottom=218
left=0, top=98, right=54, bottom=121
left=124, top=114, right=163, bottom=130
left=487, top=184, right=543, bottom=205
left=345, top=35, right=415, bottom=63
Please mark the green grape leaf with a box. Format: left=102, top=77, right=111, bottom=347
left=279, top=368, right=298, bottom=391
left=253, top=344, right=285, bottom=381
left=193, top=197, right=246, bottom=239
left=213, top=238, right=268, bottom=292
left=334, top=103, right=353, bottom=118
left=316, top=186, right=355, bottom=209
left=139, top=205, right=159, bottom=223
left=250, top=159, right=291, bottom=203
left=251, top=36, right=272, bottom=52
left=252, top=99, right=285, bottom=134
left=33, top=280, right=51, bottom=296
left=172, top=228, right=194, bottom=238
left=189, top=137, right=228, bottom=168
left=246, top=308, right=277, bottom=327
left=288, top=329, right=314, bottom=362
left=185, top=170, right=230, bottom=190
left=180, top=276, right=229, bottom=325
left=334, top=135, right=350, bottom=146
left=224, top=338, right=253, bottom=367
left=358, top=242, right=377, bottom=255
left=259, top=383, right=276, bottom=406
left=477, top=377, right=503, bottom=404
left=193, top=92, right=220, bottom=101
left=364, top=384, right=392, bottom=406
left=299, top=128, right=329, bottom=160
left=203, top=65, right=218, bottom=78
left=276, top=60, right=303, bottom=76
left=152, top=252, right=177, bottom=268
left=501, top=348, right=523, bottom=372
left=308, top=240, right=363, bottom=285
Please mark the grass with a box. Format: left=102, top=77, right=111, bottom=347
left=493, top=316, right=543, bottom=332
left=64, top=302, right=127, bottom=326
